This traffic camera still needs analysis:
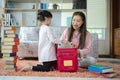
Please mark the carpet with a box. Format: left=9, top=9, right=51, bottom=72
left=0, top=59, right=120, bottom=78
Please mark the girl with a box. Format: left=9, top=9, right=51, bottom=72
left=60, top=11, right=96, bottom=67
left=20, top=10, right=57, bottom=72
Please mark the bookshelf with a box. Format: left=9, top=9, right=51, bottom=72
left=4, top=0, right=38, bottom=27
left=3, top=0, right=86, bottom=27
left=4, top=8, right=37, bottom=12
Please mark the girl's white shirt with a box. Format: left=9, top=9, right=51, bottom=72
left=38, top=25, right=57, bottom=62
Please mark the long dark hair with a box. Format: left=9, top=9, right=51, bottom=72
left=68, top=11, right=87, bottom=49
left=37, top=10, right=52, bottom=21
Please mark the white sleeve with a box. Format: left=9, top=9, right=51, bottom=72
left=47, top=27, right=57, bottom=44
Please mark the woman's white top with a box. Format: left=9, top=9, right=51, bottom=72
left=38, top=25, right=57, bottom=62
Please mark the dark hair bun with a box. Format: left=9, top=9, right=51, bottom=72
left=37, top=10, right=52, bottom=21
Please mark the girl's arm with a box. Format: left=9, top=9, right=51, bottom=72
left=78, top=32, right=91, bottom=58
left=47, top=27, right=57, bottom=44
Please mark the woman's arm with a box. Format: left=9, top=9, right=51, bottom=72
left=60, top=28, right=69, bottom=42
left=78, top=32, right=91, bottom=58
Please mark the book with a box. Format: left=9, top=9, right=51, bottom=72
left=4, top=26, right=16, bottom=31
left=4, top=69, right=15, bottom=72
left=2, top=49, right=18, bottom=53
left=5, top=34, right=18, bottom=38
left=4, top=64, right=16, bottom=70
left=4, top=13, right=7, bottom=26
left=3, top=52, right=16, bottom=57
left=5, top=64, right=16, bottom=68
left=3, top=41, right=19, bottom=45
left=58, top=41, right=73, bottom=48
left=6, top=60, right=16, bottom=65
left=3, top=13, right=11, bottom=26
left=88, top=64, right=113, bottom=73
left=5, top=30, right=15, bottom=34
left=4, top=64, right=17, bottom=72
left=5, top=59, right=17, bottom=64
left=4, top=38, right=19, bottom=42
left=6, top=13, right=11, bottom=26
left=3, top=56, right=18, bottom=61
left=91, top=72, right=117, bottom=78
left=2, top=45, right=18, bottom=50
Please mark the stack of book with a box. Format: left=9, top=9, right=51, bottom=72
left=1, top=26, right=19, bottom=71
left=2, top=13, right=11, bottom=26
left=88, top=64, right=117, bottom=78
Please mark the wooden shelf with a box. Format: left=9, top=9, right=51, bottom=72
left=61, top=9, right=86, bottom=12
left=38, top=9, right=86, bottom=12
left=40, top=0, right=72, bottom=3
left=4, top=25, right=21, bottom=27
left=9, top=9, right=85, bottom=12
left=19, top=25, right=37, bottom=27
left=7, top=0, right=37, bottom=3
left=4, top=25, right=37, bottom=27
left=6, top=0, right=73, bottom=3
left=4, top=8, right=37, bottom=12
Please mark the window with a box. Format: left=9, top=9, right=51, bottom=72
left=88, top=28, right=105, bottom=40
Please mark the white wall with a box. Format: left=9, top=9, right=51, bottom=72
left=87, top=0, right=107, bottom=28
left=61, top=12, right=73, bottom=27
left=87, top=0, right=110, bottom=55
left=51, top=12, right=61, bottom=26
left=22, top=12, right=36, bottom=26
left=0, top=0, right=5, bottom=8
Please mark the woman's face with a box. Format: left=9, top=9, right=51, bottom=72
left=72, top=15, right=84, bottom=31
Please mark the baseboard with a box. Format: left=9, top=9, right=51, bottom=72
left=97, top=58, right=120, bottom=63
left=99, top=54, right=120, bottom=59
left=99, top=55, right=112, bottom=58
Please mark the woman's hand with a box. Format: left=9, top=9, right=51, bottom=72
left=77, top=49, right=86, bottom=59
left=77, top=49, right=81, bottom=57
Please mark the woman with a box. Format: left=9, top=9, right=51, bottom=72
left=60, top=11, right=96, bottom=67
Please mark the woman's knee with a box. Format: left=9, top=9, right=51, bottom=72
left=79, top=56, right=97, bottom=67
left=87, top=56, right=97, bottom=64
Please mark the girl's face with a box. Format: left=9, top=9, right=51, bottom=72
left=45, top=17, right=52, bottom=26
left=72, top=15, right=84, bottom=31
left=38, top=17, right=52, bottom=26
left=38, top=21, right=41, bottom=26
